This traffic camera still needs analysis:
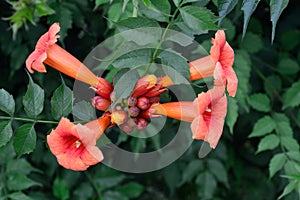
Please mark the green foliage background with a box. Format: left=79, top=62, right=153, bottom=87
left=0, top=0, right=300, bottom=199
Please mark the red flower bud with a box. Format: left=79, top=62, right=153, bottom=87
left=149, top=96, right=160, bottom=103
left=137, top=97, right=150, bottom=110
left=127, top=96, right=137, bottom=106
left=92, top=78, right=114, bottom=99
left=136, top=118, right=148, bottom=130
left=110, top=91, right=116, bottom=102
left=91, top=96, right=111, bottom=111
left=128, top=106, right=140, bottom=117
left=111, top=110, right=128, bottom=125
left=131, top=74, right=157, bottom=97
left=120, top=123, right=133, bottom=134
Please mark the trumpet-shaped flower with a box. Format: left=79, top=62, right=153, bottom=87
left=47, top=114, right=111, bottom=171
left=189, top=30, right=238, bottom=97
left=26, top=23, right=113, bottom=99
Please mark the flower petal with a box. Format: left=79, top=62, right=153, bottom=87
left=56, top=153, right=88, bottom=171
left=224, top=67, right=238, bottom=97
left=47, top=130, right=66, bottom=155
left=81, top=146, right=104, bottom=166
left=191, top=115, right=208, bottom=140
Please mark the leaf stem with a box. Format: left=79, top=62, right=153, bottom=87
left=0, top=116, right=58, bottom=124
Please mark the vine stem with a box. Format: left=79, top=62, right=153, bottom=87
left=84, top=171, right=102, bottom=198
left=144, top=5, right=181, bottom=74
left=0, top=116, right=58, bottom=124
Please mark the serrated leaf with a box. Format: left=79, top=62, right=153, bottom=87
left=7, top=158, right=40, bottom=175
left=116, top=17, right=160, bottom=31
left=116, top=182, right=144, bottom=198
left=249, top=93, right=271, bottom=112
left=207, top=159, right=229, bottom=187
left=256, top=134, right=280, bottom=153
left=158, top=50, right=190, bottom=80
left=241, top=0, right=261, bottom=38
left=139, top=0, right=169, bottom=22
left=13, top=123, right=36, bottom=156
left=278, top=180, right=297, bottom=199
left=35, top=1, right=55, bottom=17
left=180, top=160, right=204, bottom=184
left=53, top=178, right=70, bottom=200
left=72, top=101, right=95, bottom=121
left=282, top=80, right=300, bottom=109
left=110, top=69, right=140, bottom=109
left=7, top=173, right=40, bottom=191
left=270, top=0, right=289, bottom=43
left=0, top=121, right=13, bottom=147
left=273, top=113, right=293, bottom=137
left=277, top=58, right=299, bottom=75
left=0, top=89, right=15, bottom=116
left=269, top=153, right=286, bottom=178
left=180, top=6, right=217, bottom=34
left=226, top=97, right=238, bottom=134
left=281, top=137, right=300, bottom=151
left=112, top=49, right=153, bottom=69
left=8, top=192, right=33, bottom=200
left=23, top=75, right=44, bottom=118
left=249, top=116, right=276, bottom=137
left=51, top=83, right=73, bottom=120
left=218, top=0, right=238, bottom=25
left=195, top=172, right=217, bottom=199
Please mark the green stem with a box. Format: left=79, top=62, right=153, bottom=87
left=84, top=171, right=102, bottom=198
left=0, top=116, right=58, bottom=124
left=144, top=6, right=181, bottom=74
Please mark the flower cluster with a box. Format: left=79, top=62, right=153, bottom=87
left=26, top=23, right=237, bottom=171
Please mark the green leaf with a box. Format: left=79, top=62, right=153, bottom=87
left=53, top=178, right=70, bottom=200
left=7, top=173, right=40, bottom=191
left=249, top=116, right=276, bottom=138
left=181, top=160, right=204, bottom=184
left=13, top=123, right=36, bottom=156
left=116, top=17, right=160, bottom=31
left=277, top=58, right=299, bottom=75
left=273, top=113, right=293, bottom=137
left=281, top=137, right=300, bottom=151
left=23, top=75, right=44, bottom=118
left=241, top=0, right=261, bottom=38
left=103, top=191, right=128, bottom=200
left=0, top=89, right=15, bottom=116
left=158, top=50, right=190, bottom=80
left=269, top=153, right=286, bottom=178
left=116, top=182, right=144, bottom=198
left=179, top=6, right=217, bottom=34
left=226, top=97, right=238, bottom=134
left=278, top=180, right=297, bottom=199
left=35, top=1, right=55, bottom=17
left=130, top=138, right=146, bottom=153
left=8, top=192, right=33, bottom=200
left=7, top=158, right=40, bottom=175
left=143, top=0, right=171, bottom=15
left=139, top=0, right=170, bottom=22
left=195, top=171, right=217, bottom=199
left=264, top=75, right=282, bottom=98
left=240, top=32, right=263, bottom=53
left=0, top=121, right=13, bottom=147
left=256, top=134, right=280, bottom=154
left=94, top=0, right=110, bottom=10
left=51, top=83, right=73, bottom=120
left=163, top=164, right=181, bottom=195
left=72, top=101, right=95, bottom=121
left=249, top=93, right=271, bottom=112
left=282, top=80, right=300, bottom=109
left=280, top=30, right=300, bottom=51
left=112, top=49, right=153, bottom=69
left=207, top=159, right=229, bottom=187
left=48, top=3, right=72, bottom=41
left=217, top=0, right=238, bottom=25
left=96, top=175, right=126, bottom=188
left=270, top=0, right=289, bottom=43
left=10, top=44, right=29, bottom=77
left=111, top=69, right=140, bottom=109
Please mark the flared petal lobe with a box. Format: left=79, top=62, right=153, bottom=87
left=47, top=117, right=110, bottom=171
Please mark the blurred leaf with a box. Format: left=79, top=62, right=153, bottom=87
left=0, top=89, right=15, bottom=116
left=103, top=191, right=128, bottom=200
left=179, top=6, right=217, bottom=34
left=7, top=158, right=40, bottom=175
left=226, top=96, right=238, bottom=134
left=48, top=3, right=72, bottom=42
left=116, top=17, right=160, bottom=31
left=256, top=134, right=280, bottom=154
left=8, top=192, right=33, bottom=200
left=72, top=101, right=95, bottom=121
left=241, top=0, right=261, bottom=38
left=0, top=121, right=12, bottom=148
left=116, top=182, right=144, bottom=198
left=23, top=75, right=44, bottom=118
left=50, top=82, right=73, bottom=120
left=111, top=69, right=140, bottom=109
left=96, top=175, right=126, bottom=188
left=280, top=30, right=300, bottom=51
left=207, top=159, right=229, bottom=187
left=281, top=137, right=300, bottom=151
left=249, top=116, right=276, bottom=138
left=180, top=160, right=204, bottom=184
left=35, top=1, right=55, bottom=17
left=73, top=183, right=93, bottom=199
left=277, top=58, right=299, bottom=75
left=13, top=123, right=36, bottom=156
left=10, top=44, right=29, bottom=77
left=7, top=173, right=40, bottom=191
left=53, top=178, right=70, bottom=200
left=158, top=50, right=190, bottom=80
left=163, top=164, right=181, bottom=195
left=240, top=32, right=263, bottom=53
left=0, top=142, right=16, bottom=165
left=264, top=75, right=282, bottom=98
left=269, top=153, right=286, bottom=178
left=95, top=0, right=110, bottom=9
left=282, top=80, right=300, bottom=109
left=130, top=138, right=146, bottom=152
left=195, top=171, right=217, bottom=199
left=249, top=93, right=271, bottom=112
left=270, top=0, right=289, bottom=42
left=217, top=0, right=238, bottom=25
left=278, top=180, right=297, bottom=199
